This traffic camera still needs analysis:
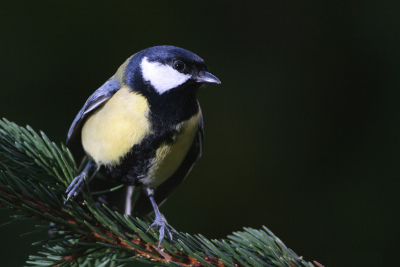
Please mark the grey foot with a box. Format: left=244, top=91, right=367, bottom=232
left=64, top=173, right=86, bottom=204
left=147, top=213, right=173, bottom=247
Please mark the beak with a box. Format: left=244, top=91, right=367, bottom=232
left=196, top=71, right=221, bottom=84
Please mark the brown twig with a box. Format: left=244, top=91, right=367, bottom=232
left=0, top=186, right=240, bottom=267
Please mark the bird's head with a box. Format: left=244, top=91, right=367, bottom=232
left=120, top=46, right=220, bottom=96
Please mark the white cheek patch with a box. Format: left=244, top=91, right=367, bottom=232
left=140, top=57, right=191, bottom=94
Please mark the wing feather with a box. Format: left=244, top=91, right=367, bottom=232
left=66, top=78, right=120, bottom=167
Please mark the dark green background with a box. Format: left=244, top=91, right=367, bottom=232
left=1, top=1, right=399, bottom=266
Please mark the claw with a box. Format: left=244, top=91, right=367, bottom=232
left=147, top=213, right=172, bottom=247
left=64, top=161, right=98, bottom=205
left=145, top=188, right=173, bottom=247
left=64, top=173, right=86, bottom=205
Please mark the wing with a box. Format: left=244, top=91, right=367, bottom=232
left=132, top=113, right=204, bottom=215
left=66, top=78, right=120, bottom=168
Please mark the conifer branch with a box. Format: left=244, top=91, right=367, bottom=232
left=0, top=118, right=320, bottom=267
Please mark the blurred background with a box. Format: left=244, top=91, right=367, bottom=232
left=1, top=1, right=399, bottom=266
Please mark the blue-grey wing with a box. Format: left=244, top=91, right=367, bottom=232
left=132, top=112, right=205, bottom=215
left=66, top=78, right=120, bottom=167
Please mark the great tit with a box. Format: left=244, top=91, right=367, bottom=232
left=65, top=45, right=220, bottom=244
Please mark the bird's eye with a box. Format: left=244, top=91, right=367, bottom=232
left=173, top=60, right=185, bottom=72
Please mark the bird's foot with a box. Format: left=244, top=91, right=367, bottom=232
left=64, top=173, right=86, bottom=204
left=147, top=213, right=173, bottom=247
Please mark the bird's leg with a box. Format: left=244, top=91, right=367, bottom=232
left=124, top=185, right=135, bottom=216
left=65, top=160, right=98, bottom=204
left=145, top=188, right=173, bottom=247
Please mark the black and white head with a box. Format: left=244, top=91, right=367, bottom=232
left=125, top=46, right=220, bottom=97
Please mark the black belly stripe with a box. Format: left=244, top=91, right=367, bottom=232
left=104, top=128, right=178, bottom=186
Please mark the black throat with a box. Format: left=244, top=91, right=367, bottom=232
left=148, top=84, right=200, bottom=125
left=132, top=73, right=200, bottom=128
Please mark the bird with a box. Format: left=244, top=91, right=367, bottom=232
left=64, top=45, right=220, bottom=245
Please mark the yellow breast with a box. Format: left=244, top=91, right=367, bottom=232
left=142, top=111, right=201, bottom=188
left=81, top=86, right=151, bottom=166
